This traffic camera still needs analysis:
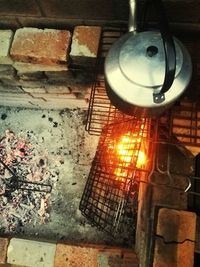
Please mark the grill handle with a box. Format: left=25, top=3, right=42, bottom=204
left=152, top=0, right=176, bottom=104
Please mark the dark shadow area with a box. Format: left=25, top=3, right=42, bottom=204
left=194, top=252, right=200, bottom=267
left=188, top=154, right=200, bottom=215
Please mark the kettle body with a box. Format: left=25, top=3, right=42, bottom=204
left=104, top=30, right=192, bottom=117
left=104, top=0, right=192, bottom=117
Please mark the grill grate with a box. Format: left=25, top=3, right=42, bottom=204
left=170, top=101, right=200, bottom=148
left=85, top=27, right=127, bottom=136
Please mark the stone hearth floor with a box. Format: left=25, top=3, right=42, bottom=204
left=0, top=237, right=138, bottom=267
left=0, top=106, right=134, bottom=247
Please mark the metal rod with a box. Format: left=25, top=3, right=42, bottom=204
left=129, top=0, right=137, bottom=32
left=0, top=158, right=52, bottom=193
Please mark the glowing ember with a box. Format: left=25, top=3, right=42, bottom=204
left=100, top=121, right=148, bottom=184
left=116, top=133, right=138, bottom=163
left=115, top=131, right=146, bottom=174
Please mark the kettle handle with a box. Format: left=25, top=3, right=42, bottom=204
left=152, top=0, right=176, bottom=104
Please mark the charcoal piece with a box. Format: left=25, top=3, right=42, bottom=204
left=39, top=159, right=45, bottom=166
left=1, top=114, right=7, bottom=120
left=53, top=122, right=58, bottom=128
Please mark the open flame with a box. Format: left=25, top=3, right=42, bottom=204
left=113, top=130, right=146, bottom=179
left=137, top=150, right=146, bottom=168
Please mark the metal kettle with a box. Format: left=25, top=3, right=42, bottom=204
left=104, top=0, right=192, bottom=117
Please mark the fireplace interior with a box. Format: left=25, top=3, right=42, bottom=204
left=0, top=1, right=200, bottom=266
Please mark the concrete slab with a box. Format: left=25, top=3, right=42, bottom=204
left=153, top=237, right=195, bottom=267
left=7, top=238, right=56, bottom=267
left=156, top=208, right=196, bottom=243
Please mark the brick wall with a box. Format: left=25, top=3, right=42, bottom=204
left=0, top=26, right=101, bottom=109
left=0, top=23, right=200, bottom=110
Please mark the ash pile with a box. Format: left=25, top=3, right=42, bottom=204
left=0, top=129, right=58, bottom=233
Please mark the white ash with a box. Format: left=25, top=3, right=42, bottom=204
left=0, top=129, right=58, bottom=233
left=0, top=107, right=134, bottom=247
left=0, top=107, right=109, bottom=245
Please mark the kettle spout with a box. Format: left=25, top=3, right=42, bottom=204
left=129, top=0, right=137, bottom=33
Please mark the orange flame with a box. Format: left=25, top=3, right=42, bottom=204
left=114, top=130, right=146, bottom=179
left=137, top=150, right=146, bottom=168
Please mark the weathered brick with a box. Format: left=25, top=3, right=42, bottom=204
left=0, top=65, right=16, bottom=79
left=45, top=70, right=83, bottom=84
left=0, top=97, right=46, bottom=109
left=44, top=85, right=70, bottom=94
left=70, top=85, right=90, bottom=94
left=54, top=244, right=138, bottom=267
left=0, top=85, right=23, bottom=93
left=70, top=26, right=101, bottom=66
left=45, top=70, right=71, bottom=82
left=14, top=62, right=68, bottom=72
left=0, top=92, right=29, bottom=101
left=21, top=85, right=71, bottom=94
left=153, top=237, right=195, bottom=267
left=0, top=89, right=88, bottom=109
left=0, top=237, right=9, bottom=263
left=30, top=98, right=88, bottom=109
left=54, top=244, right=98, bottom=267
left=46, top=70, right=93, bottom=87
left=156, top=208, right=196, bottom=243
left=10, top=28, right=71, bottom=66
left=0, top=30, right=14, bottom=64
left=17, top=71, right=45, bottom=81
left=28, top=92, right=77, bottom=99
left=7, top=238, right=56, bottom=267
left=1, top=77, right=47, bottom=88
left=21, top=87, right=47, bottom=94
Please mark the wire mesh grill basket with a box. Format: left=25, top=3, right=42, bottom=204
left=80, top=117, right=154, bottom=235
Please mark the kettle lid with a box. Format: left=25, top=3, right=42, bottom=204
left=119, top=31, right=183, bottom=88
